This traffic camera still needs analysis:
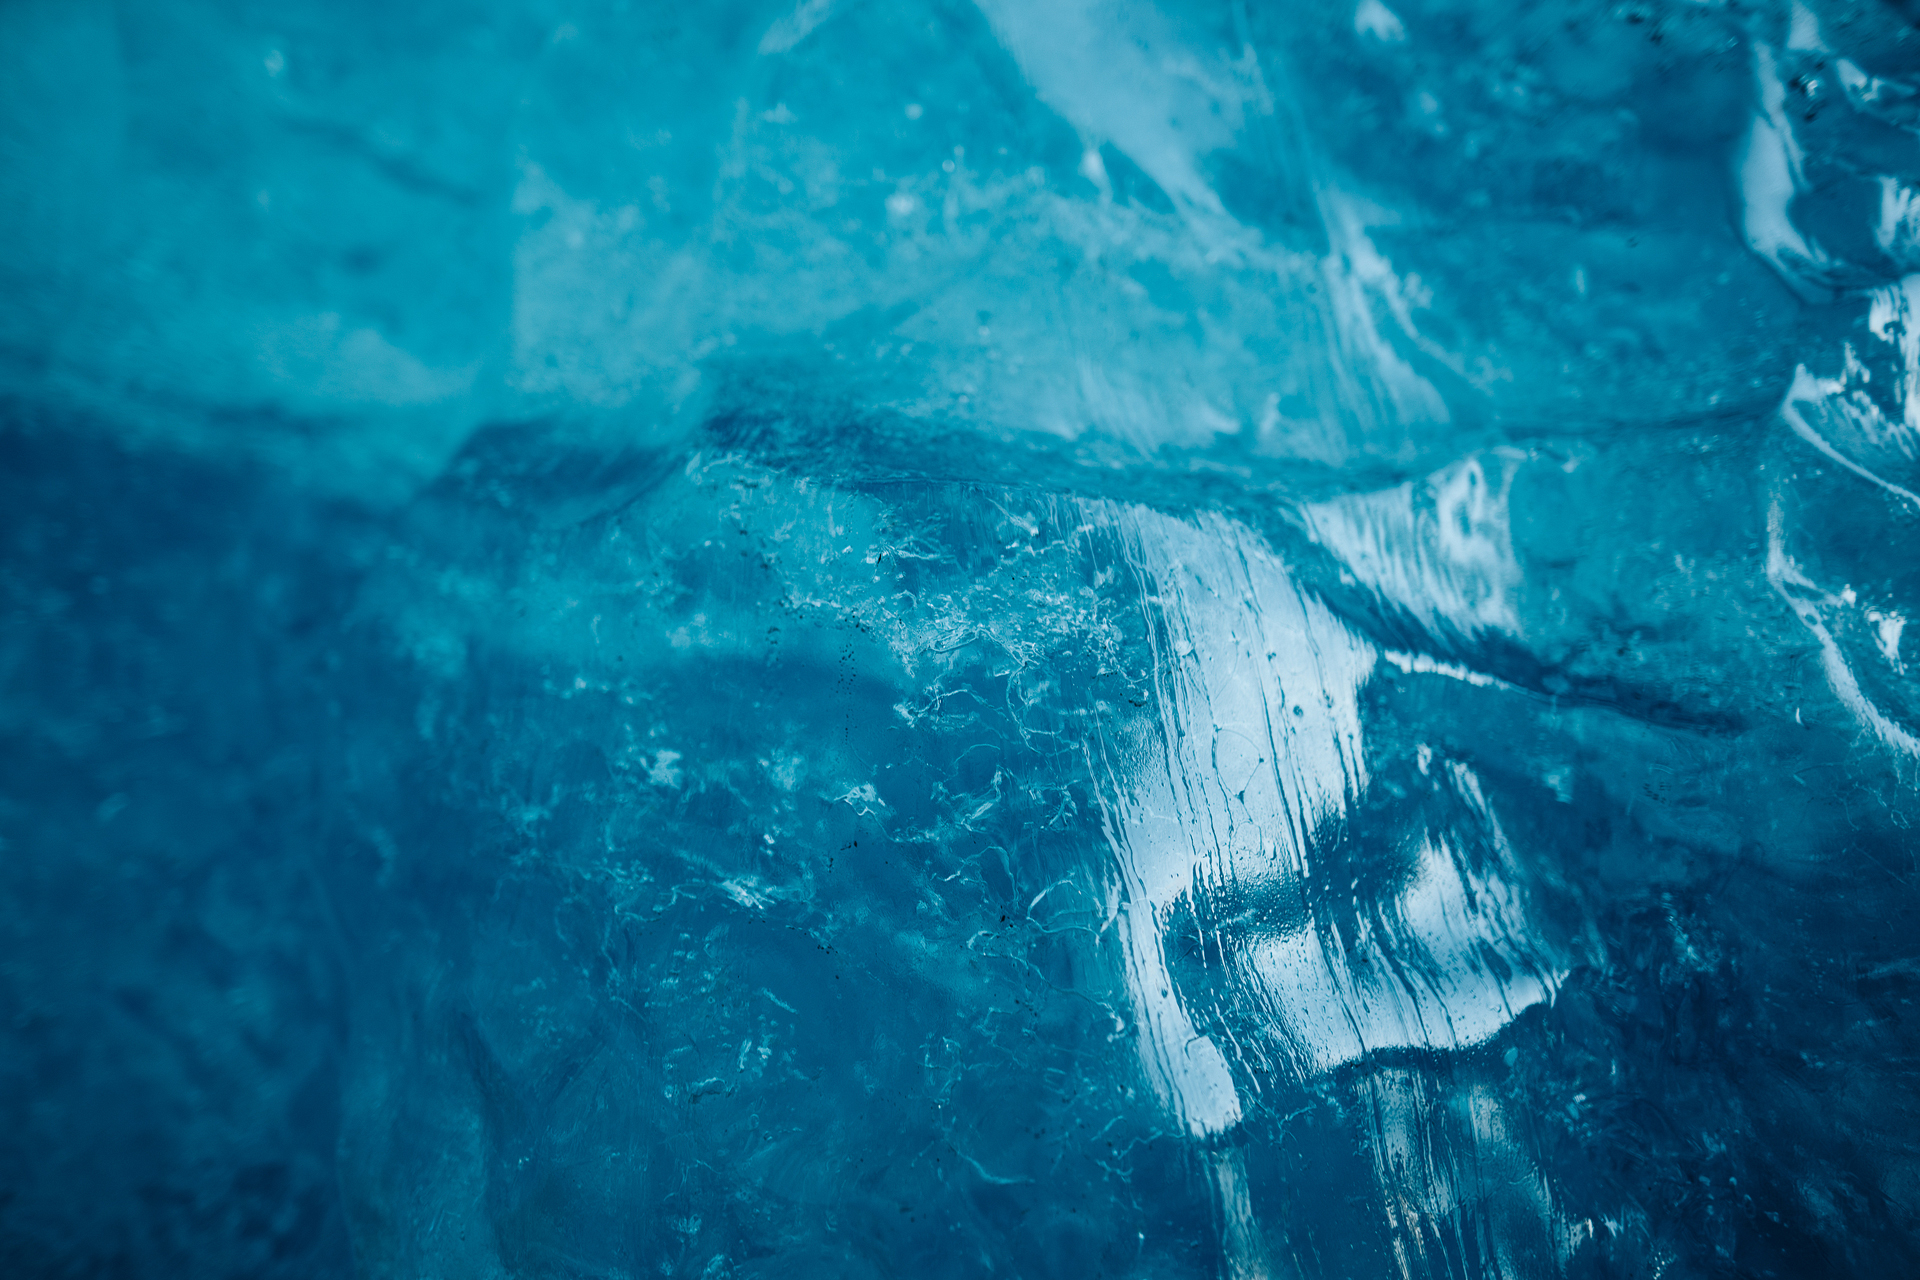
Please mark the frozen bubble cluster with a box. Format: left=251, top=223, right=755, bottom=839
left=4, top=0, right=1920, bottom=1276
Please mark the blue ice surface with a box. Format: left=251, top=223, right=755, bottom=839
left=2, top=0, right=1919, bottom=1276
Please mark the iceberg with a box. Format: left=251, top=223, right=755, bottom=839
left=2, top=0, right=1919, bottom=1276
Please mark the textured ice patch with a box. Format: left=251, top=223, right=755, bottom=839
left=1301, top=453, right=1524, bottom=644
left=1766, top=502, right=1920, bottom=760
left=1778, top=279, right=1920, bottom=514
left=1084, top=502, right=1557, bottom=1137
left=1086, top=505, right=1374, bottom=1136
left=1246, top=788, right=1560, bottom=1075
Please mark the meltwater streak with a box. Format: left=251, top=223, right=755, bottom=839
left=1075, top=503, right=1565, bottom=1275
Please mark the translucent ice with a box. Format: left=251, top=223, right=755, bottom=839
left=3, top=1, right=1920, bottom=1278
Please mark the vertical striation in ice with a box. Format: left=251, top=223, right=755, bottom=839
left=4, top=0, right=1920, bottom=1277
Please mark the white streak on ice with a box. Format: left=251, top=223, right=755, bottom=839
left=1878, top=177, right=1920, bottom=267
left=1382, top=650, right=1509, bottom=689
left=1247, top=813, right=1557, bottom=1075
left=1089, top=506, right=1372, bottom=1138
left=1301, top=453, right=1523, bottom=643
left=1873, top=611, right=1907, bottom=671
left=1318, top=193, right=1453, bottom=431
left=1740, top=45, right=1830, bottom=297
left=1353, top=0, right=1407, bottom=44
left=758, top=0, right=835, bottom=55
left=1360, top=1068, right=1561, bottom=1280
left=1087, top=504, right=1558, bottom=1137
left=971, top=0, right=1252, bottom=252
left=1786, top=1, right=1826, bottom=54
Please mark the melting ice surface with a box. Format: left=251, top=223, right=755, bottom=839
left=4, top=0, right=1920, bottom=1276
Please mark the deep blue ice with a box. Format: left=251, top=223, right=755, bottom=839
left=3, top=1, right=1919, bottom=1276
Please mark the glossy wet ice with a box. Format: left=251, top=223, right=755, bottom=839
left=2, top=1, right=1919, bottom=1277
